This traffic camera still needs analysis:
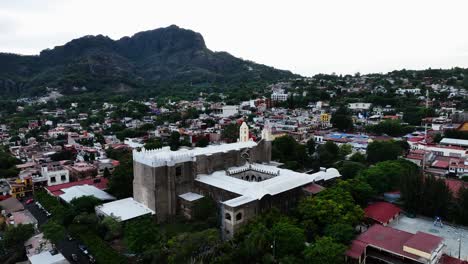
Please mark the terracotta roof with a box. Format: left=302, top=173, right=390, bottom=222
left=432, top=160, right=449, bottom=169
left=404, top=231, right=443, bottom=254
left=302, top=183, right=325, bottom=194
left=346, top=240, right=367, bottom=259
left=45, top=178, right=109, bottom=196
left=347, top=225, right=443, bottom=261
left=364, top=202, right=401, bottom=224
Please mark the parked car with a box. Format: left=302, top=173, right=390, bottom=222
left=78, top=244, right=89, bottom=255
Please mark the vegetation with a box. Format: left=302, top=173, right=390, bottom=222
left=272, top=135, right=309, bottom=170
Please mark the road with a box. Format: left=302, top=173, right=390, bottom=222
left=23, top=198, right=91, bottom=264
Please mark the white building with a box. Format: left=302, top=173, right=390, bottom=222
left=25, top=233, right=69, bottom=264
left=95, top=197, right=155, bottom=222
left=396, top=88, right=421, bottom=95
left=271, top=92, right=288, bottom=102
left=41, top=165, right=70, bottom=186
left=348, top=103, right=372, bottom=111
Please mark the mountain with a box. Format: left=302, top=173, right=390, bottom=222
left=0, top=25, right=296, bottom=98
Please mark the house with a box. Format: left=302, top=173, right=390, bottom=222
left=347, top=224, right=445, bottom=264
left=364, top=202, right=401, bottom=226
left=24, top=233, right=68, bottom=264
left=45, top=177, right=109, bottom=197
left=58, top=185, right=115, bottom=204
left=348, top=103, right=372, bottom=112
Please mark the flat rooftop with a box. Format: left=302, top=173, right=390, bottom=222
left=96, top=197, right=155, bottom=222
left=390, top=215, right=468, bottom=259
left=196, top=163, right=340, bottom=207
left=59, top=184, right=115, bottom=203
left=133, top=141, right=258, bottom=167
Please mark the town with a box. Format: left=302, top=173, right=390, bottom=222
left=0, top=68, right=468, bottom=264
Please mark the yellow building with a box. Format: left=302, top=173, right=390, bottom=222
left=9, top=178, right=33, bottom=198
left=320, top=113, right=330, bottom=123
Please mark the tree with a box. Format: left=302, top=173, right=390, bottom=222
left=456, top=187, right=468, bottom=225
left=103, top=167, right=111, bottom=178
left=317, top=141, right=340, bottom=167
left=338, top=144, right=352, bottom=159
left=306, top=138, right=316, bottom=155
left=349, top=152, right=366, bottom=163
left=196, top=137, right=210, bottom=148
left=272, top=136, right=308, bottom=170
left=271, top=220, right=306, bottom=258
left=331, top=106, right=353, bottom=131
left=337, top=161, right=366, bottom=179
left=108, top=156, right=133, bottom=199
left=303, top=237, right=346, bottom=264
left=169, top=131, right=181, bottom=151
left=144, top=138, right=163, bottom=150
left=362, top=160, right=418, bottom=194
left=366, top=120, right=413, bottom=137
left=298, top=186, right=363, bottom=239
left=101, top=216, right=122, bottom=240
left=221, top=123, right=240, bottom=143
left=124, top=216, right=163, bottom=256
left=324, top=222, right=355, bottom=244
left=3, top=224, right=35, bottom=250
left=70, top=196, right=102, bottom=214
left=42, top=220, right=66, bottom=244
left=193, top=196, right=218, bottom=227
left=366, top=140, right=403, bottom=164
left=166, top=228, right=221, bottom=264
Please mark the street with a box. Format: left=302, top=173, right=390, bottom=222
left=23, top=198, right=91, bottom=264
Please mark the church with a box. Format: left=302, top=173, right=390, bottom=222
left=132, top=122, right=341, bottom=237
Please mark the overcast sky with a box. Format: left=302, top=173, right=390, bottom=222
left=1, top=0, right=468, bottom=76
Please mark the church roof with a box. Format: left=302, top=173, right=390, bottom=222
left=196, top=163, right=341, bottom=207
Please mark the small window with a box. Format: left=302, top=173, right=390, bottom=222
left=236, top=212, right=242, bottom=221
left=50, top=177, right=56, bottom=183
left=225, top=213, right=232, bottom=221
left=61, top=175, right=66, bottom=181
left=176, top=166, right=182, bottom=176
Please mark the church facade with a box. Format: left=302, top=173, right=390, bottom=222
left=133, top=122, right=340, bottom=237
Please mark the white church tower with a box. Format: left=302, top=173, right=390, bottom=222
left=239, top=122, right=249, bottom=142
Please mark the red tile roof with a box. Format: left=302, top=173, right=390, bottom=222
left=346, top=240, right=367, bottom=259
left=347, top=225, right=443, bottom=261
left=364, top=202, right=401, bottom=224
left=404, top=231, right=443, bottom=253
left=45, top=178, right=109, bottom=196
left=432, top=160, right=450, bottom=169
left=302, top=183, right=325, bottom=194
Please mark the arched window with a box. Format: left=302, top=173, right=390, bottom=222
left=257, top=177, right=262, bottom=182
left=245, top=176, right=249, bottom=181
left=225, top=213, right=232, bottom=221
left=251, top=176, right=256, bottom=182
left=236, top=212, right=242, bottom=221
